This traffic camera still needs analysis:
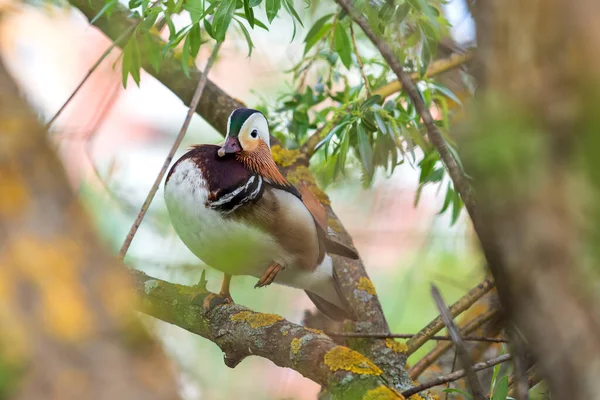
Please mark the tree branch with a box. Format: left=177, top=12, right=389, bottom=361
left=406, top=278, right=494, bottom=355
left=67, top=0, right=412, bottom=389
left=402, top=354, right=512, bottom=398
left=132, top=270, right=402, bottom=398
left=431, top=285, right=485, bottom=400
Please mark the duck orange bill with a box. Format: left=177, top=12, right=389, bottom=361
left=218, top=137, right=242, bottom=157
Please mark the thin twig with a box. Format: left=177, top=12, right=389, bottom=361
left=406, top=278, right=495, bottom=355
left=46, top=24, right=135, bottom=129
left=118, top=41, right=223, bottom=261
left=409, top=307, right=500, bottom=379
left=509, top=326, right=530, bottom=400
left=431, top=284, right=485, bottom=400
left=402, top=354, right=512, bottom=398
left=349, top=22, right=371, bottom=96
left=508, top=366, right=540, bottom=397
left=335, top=0, right=478, bottom=222
left=372, top=52, right=472, bottom=99
left=325, top=331, right=507, bottom=343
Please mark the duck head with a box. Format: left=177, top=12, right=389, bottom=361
left=218, top=108, right=288, bottom=186
left=218, top=108, right=270, bottom=157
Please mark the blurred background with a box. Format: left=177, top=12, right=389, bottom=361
left=0, top=1, right=507, bottom=398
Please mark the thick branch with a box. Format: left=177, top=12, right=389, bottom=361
left=133, top=270, right=402, bottom=399
left=67, top=0, right=413, bottom=389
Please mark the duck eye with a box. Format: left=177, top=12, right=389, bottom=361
left=251, top=129, right=258, bottom=138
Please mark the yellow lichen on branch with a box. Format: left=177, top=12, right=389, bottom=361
left=286, top=166, right=331, bottom=205
left=362, top=386, right=404, bottom=400
left=385, top=338, right=408, bottom=353
left=324, top=346, right=383, bottom=375
left=304, top=327, right=324, bottom=335
left=291, top=338, right=302, bottom=355
left=230, top=311, right=283, bottom=328
left=271, top=145, right=303, bottom=167
left=358, top=277, right=377, bottom=295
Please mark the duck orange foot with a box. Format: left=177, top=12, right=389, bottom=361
left=255, top=262, right=284, bottom=288
left=201, top=292, right=234, bottom=314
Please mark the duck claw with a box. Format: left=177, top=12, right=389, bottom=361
left=199, top=292, right=233, bottom=314
left=255, top=262, right=284, bottom=288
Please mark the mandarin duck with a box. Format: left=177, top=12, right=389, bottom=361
left=164, top=108, right=358, bottom=321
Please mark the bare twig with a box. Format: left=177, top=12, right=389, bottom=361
left=409, top=307, right=500, bottom=379
left=402, top=354, right=512, bottom=398
left=508, top=367, right=541, bottom=396
left=118, top=41, right=223, bottom=260
left=349, top=23, right=371, bottom=96
left=335, top=0, right=477, bottom=221
left=46, top=24, right=135, bottom=129
left=431, top=284, right=485, bottom=400
left=325, top=331, right=507, bottom=343
left=406, top=278, right=495, bottom=355
left=509, top=327, right=530, bottom=400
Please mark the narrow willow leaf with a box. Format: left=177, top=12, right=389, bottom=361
left=185, top=0, right=204, bottom=23
left=235, top=18, right=254, bottom=56
left=181, top=34, right=191, bottom=78
left=130, top=33, right=142, bottom=86
left=189, top=23, right=201, bottom=58
left=374, top=112, right=388, bottom=134
left=450, top=189, right=463, bottom=225
left=248, top=0, right=261, bottom=6
left=492, top=376, right=509, bottom=400
left=360, top=94, right=382, bottom=110
left=438, top=183, right=453, bottom=215
left=314, top=119, right=351, bottom=152
left=121, top=40, right=132, bottom=88
left=266, top=0, right=280, bottom=23
left=356, top=122, right=373, bottom=177
left=213, top=0, right=237, bottom=41
left=334, top=23, right=352, bottom=69
left=243, top=0, right=255, bottom=28
left=395, top=2, right=410, bottom=23
left=283, top=0, right=303, bottom=26
left=204, top=19, right=215, bottom=39
left=90, top=0, right=116, bottom=24
left=304, top=22, right=331, bottom=54
left=303, top=13, right=333, bottom=51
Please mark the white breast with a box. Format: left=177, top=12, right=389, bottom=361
left=164, top=159, right=282, bottom=276
left=164, top=159, right=342, bottom=309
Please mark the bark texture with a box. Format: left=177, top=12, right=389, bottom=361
left=0, top=58, right=180, bottom=400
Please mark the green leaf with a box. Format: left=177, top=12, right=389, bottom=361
left=395, top=2, right=410, bottom=23
left=184, top=0, right=204, bottom=23
left=243, top=0, right=255, bottom=28
left=283, top=0, right=303, bottom=26
left=430, top=81, right=462, bottom=105
left=374, top=112, right=388, bottom=135
left=130, top=34, right=142, bottom=86
left=184, top=25, right=198, bottom=59
left=304, top=22, right=332, bottom=54
left=142, top=33, right=161, bottom=72
left=235, top=18, right=254, bottom=56
left=450, top=189, right=463, bottom=225
left=90, top=0, right=117, bottom=24
left=334, top=23, right=352, bottom=69
left=181, top=34, right=191, bottom=78
left=356, top=122, right=373, bottom=178
left=248, top=0, right=261, bottom=6
left=360, top=94, right=382, bottom=110
left=335, top=125, right=351, bottom=178
left=315, top=120, right=351, bottom=152
left=204, top=19, right=215, bottom=39
left=265, top=0, right=280, bottom=23
left=438, top=184, right=453, bottom=215
left=213, top=0, right=237, bottom=41
left=121, top=40, right=132, bottom=88
left=303, top=13, right=333, bottom=47
left=492, top=376, right=509, bottom=400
